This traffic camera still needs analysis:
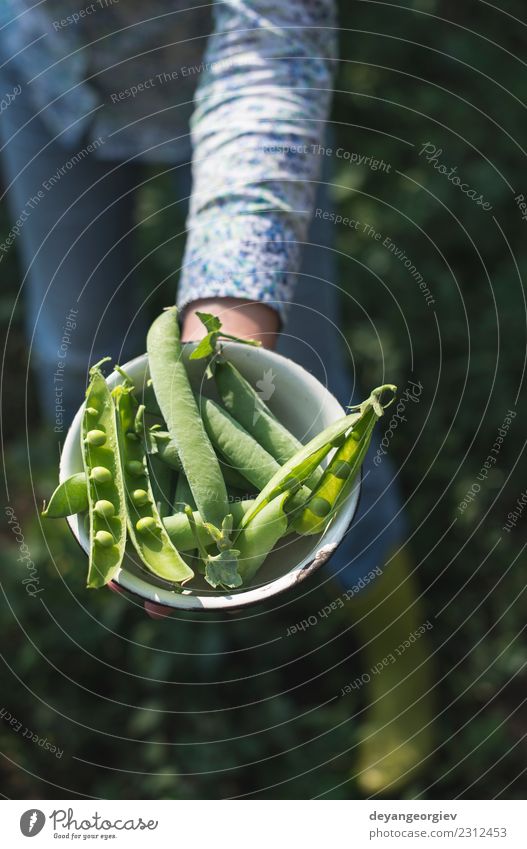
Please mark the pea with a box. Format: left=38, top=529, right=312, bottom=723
left=307, top=496, right=331, bottom=518
left=132, top=489, right=149, bottom=506
left=93, top=500, right=115, bottom=518
left=85, top=429, right=106, bottom=446
left=136, top=516, right=157, bottom=533
left=126, top=460, right=144, bottom=477
left=332, top=460, right=352, bottom=480
left=94, top=530, right=114, bottom=548
left=90, top=466, right=112, bottom=484
left=217, top=453, right=253, bottom=491
left=81, top=360, right=127, bottom=588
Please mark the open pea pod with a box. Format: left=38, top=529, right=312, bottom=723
left=238, top=386, right=396, bottom=534
left=292, top=385, right=396, bottom=535
left=42, top=466, right=254, bottom=556
left=81, top=360, right=127, bottom=589
left=237, top=411, right=361, bottom=532
left=113, top=382, right=194, bottom=585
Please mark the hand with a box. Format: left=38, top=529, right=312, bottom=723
left=139, top=298, right=279, bottom=618
left=181, top=297, right=279, bottom=350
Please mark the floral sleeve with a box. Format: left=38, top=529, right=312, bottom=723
left=177, top=0, right=338, bottom=324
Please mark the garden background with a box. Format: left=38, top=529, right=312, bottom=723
left=1, top=0, right=526, bottom=799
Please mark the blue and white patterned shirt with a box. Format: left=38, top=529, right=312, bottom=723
left=1, top=1, right=338, bottom=321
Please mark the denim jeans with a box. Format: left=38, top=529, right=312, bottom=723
left=0, top=63, right=406, bottom=591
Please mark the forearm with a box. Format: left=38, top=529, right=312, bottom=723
left=177, top=0, right=338, bottom=328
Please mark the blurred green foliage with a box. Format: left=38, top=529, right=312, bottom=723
left=1, top=0, right=526, bottom=799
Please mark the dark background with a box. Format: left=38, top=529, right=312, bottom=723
left=1, top=0, right=526, bottom=798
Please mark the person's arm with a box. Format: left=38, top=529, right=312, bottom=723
left=178, top=0, right=338, bottom=343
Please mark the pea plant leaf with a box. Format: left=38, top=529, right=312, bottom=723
left=189, top=333, right=220, bottom=361
left=205, top=549, right=242, bottom=590
left=189, top=311, right=261, bottom=362
left=189, top=312, right=221, bottom=361
left=196, top=311, right=222, bottom=333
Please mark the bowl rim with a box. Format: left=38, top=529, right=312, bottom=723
left=61, top=344, right=362, bottom=611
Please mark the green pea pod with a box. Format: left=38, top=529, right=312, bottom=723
left=81, top=360, right=127, bottom=589
left=152, top=431, right=183, bottom=471
left=163, top=499, right=254, bottom=551
left=199, top=396, right=281, bottom=491
left=236, top=493, right=289, bottom=584
left=214, top=359, right=322, bottom=489
left=114, top=383, right=194, bottom=585
left=147, top=307, right=229, bottom=530
left=238, top=412, right=360, bottom=531
left=141, top=380, right=162, bottom=417
left=173, top=472, right=196, bottom=513
left=292, top=400, right=382, bottom=536
left=239, top=386, right=396, bottom=532
left=148, top=454, right=174, bottom=519
left=218, top=452, right=255, bottom=491
left=42, top=473, right=89, bottom=518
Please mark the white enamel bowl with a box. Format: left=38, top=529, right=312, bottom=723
left=60, top=343, right=361, bottom=611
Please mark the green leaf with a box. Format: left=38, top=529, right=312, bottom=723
left=205, top=549, right=242, bottom=589
left=189, top=332, right=219, bottom=360
left=196, top=311, right=222, bottom=333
